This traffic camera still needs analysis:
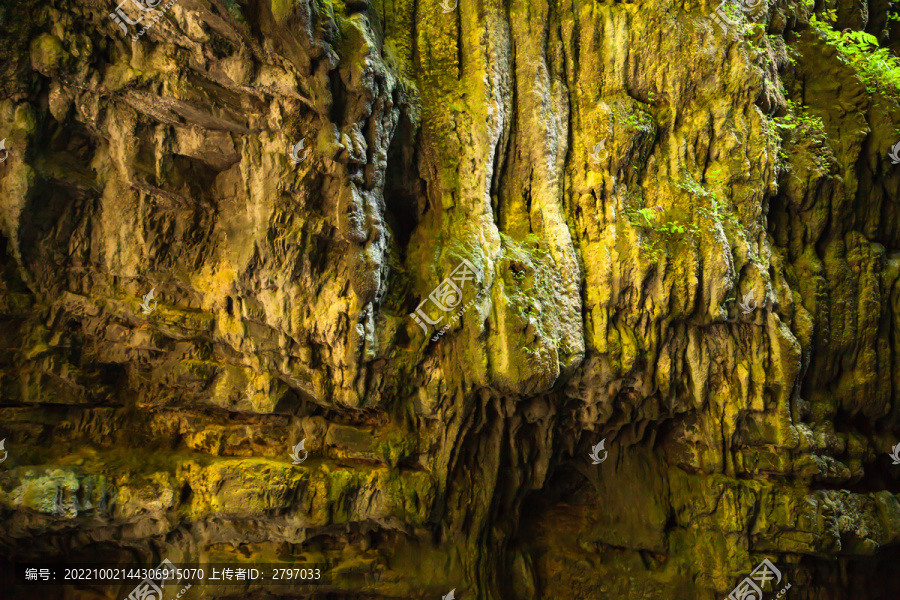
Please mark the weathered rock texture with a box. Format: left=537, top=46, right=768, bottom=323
left=2, top=0, right=900, bottom=597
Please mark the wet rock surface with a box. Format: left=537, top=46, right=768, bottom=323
left=1, top=0, right=900, bottom=598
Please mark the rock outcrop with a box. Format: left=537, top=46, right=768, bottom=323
left=1, top=0, right=900, bottom=598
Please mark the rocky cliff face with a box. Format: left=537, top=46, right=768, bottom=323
left=2, top=0, right=900, bottom=598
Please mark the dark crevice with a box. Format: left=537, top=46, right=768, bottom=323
left=179, top=481, right=193, bottom=505
left=329, top=68, right=348, bottom=127
left=383, top=103, right=421, bottom=255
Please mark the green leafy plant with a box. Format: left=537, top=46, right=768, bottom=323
left=635, top=208, right=657, bottom=224
left=518, top=303, right=538, bottom=319
left=525, top=233, right=550, bottom=259
left=747, top=23, right=766, bottom=35
left=769, top=99, right=831, bottom=171
left=673, top=171, right=740, bottom=228
left=810, top=12, right=900, bottom=97
left=722, top=2, right=742, bottom=21
left=624, top=202, right=698, bottom=260
left=613, top=102, right=655, bottom=133
left=744, top=23, right=768, bottom=54
left=673, top=171, right=714, bottom=200
left=658, top=221, right=688, bottom=235
left=762, top=116, right=783, bottom=152
left=777, top=100, right=826, bottom=134
left=521, top=345, right=542, bottom=364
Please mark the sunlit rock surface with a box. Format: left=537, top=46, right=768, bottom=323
left=1, top=0, right=900, bottom=597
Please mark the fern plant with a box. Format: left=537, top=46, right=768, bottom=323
left=810, top=12, right=900, bottom=97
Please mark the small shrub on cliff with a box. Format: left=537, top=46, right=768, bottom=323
left=673, top=171, right=741, bottom=228
left=613, top=102, right=655, bottom=134
left=775, top=99, right=826, bottom=138
left=772, top=99, right=832, bottom=172
left=624, top=202, right=698, bottom=261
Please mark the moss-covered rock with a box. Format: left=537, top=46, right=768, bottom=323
left=1, top=0, right=900, bottom=598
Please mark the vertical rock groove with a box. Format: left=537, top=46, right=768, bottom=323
left=1, top=0, right=900, bottom=598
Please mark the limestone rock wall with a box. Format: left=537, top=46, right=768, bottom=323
left=1, top=0, right=900, bottom=598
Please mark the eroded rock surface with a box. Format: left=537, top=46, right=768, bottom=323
left=1, top=0, right=900, bottom=597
